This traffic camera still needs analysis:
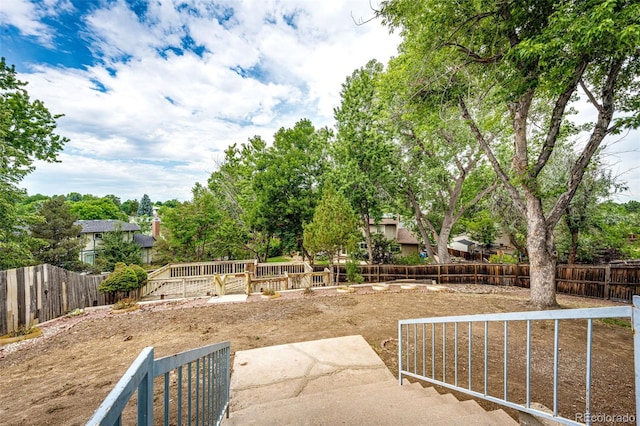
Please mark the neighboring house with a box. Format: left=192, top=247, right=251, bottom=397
left=449, top=235, right=478, bottom=253
left=448, top=233, right=517, bottom=256
left=76, top=220, right=154, bottom=265
left=134, top=234, right=156, bottom=264
left=367, top=218, right=421, bottom=257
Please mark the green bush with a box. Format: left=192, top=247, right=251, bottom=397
left=393, top=253, right=425, bottom=265
left=345, top=260, right=364, bottom=284
left=128, top=264, right=148, bottom=286
left=98, top=263, right=145, bottom=294
left=488, top=253, right=518, bottom=264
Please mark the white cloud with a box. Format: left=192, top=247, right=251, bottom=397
left=0, top=0, right=72, bottom=46
left=12, top=1, right=397, bottom=200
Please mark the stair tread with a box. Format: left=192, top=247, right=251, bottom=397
left=225, top=397, right=516, bottom=426
left=227, top=381, right=513, bottom=426
left=231, top=380, right=461, bottom=415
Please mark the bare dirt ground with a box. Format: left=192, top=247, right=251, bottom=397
left=0, top=283, right=634, bottom=425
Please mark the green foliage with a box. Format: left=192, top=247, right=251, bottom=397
left=69, top=197, right=128, bottom=220
left=0, top=58, right=67, bottom=269
left=120, top=199, right=139, bottom=216
left=94, top=224, right=142, bottom=271
left=0, top=57, right=68, bottom=185
left=394, top=253, right=425, bottom=265
left=333, top=59, right=397, bottom=262
left=248, top=119, right=330, bottom=257
left=98, top=262, right=143, bottom=294
left=303, top=184, right=360, bottom=264
left=489, top=254, right=518, bottom=264
left=29, top=195, right=84, bottom=270
left=128, top=263, right=148, bottom=287
left=159, top=185, right=225, bottom=261
left=462, top=210, right=499, bottom=249
left=345, top=259, right=364, bottom=284
left=137, top=194, right=153, bottom=217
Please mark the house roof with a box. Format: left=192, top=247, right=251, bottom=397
left=454, top=239, right=476, bottom=247
left=368, top=218, right=398, bottom=226
left=397, top=228, right=420, bottom=245
left=76, top=220, right=140, bottom=233
left=133, top=234, right=156, bottom=248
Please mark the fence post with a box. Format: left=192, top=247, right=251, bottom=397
left=604, top=264, right=611, bottom=300
left=633, top=295, right=640, bottom=423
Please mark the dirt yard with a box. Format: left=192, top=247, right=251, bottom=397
left=0, top=284, right=635, bottom=425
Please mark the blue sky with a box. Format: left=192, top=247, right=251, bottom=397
left=1, top=0, right=400, bottom=201
left=1, top=0, right=638, bottom=203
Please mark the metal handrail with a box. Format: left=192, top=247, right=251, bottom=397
left=398, top=296, right=640, bottom=426
left=87, top=341, right=231, bottom=425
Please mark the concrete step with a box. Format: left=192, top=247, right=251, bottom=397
left=224, top=336, right=518, bottom=425
left=226, top=379, right=517, bottom=426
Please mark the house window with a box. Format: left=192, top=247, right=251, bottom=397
left=84, top=253, right=95, bottom=265
left=94, top=233, right=102, bottom=239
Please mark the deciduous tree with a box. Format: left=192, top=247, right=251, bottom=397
left=0, top=58, right=68, bottom=269
left=333, top=59, right=396, bottom=264
left=379, top=0, right=640, bottom=307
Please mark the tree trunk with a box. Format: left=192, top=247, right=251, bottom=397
left=567, top=229, right=579, bottom=265
left=436, top=228, right=451, bottom=263
left=361, top=213, right=374, bottom=264
left=406, top=188, right=436, bottom=262
left=526, top=196, right=558, bottom=308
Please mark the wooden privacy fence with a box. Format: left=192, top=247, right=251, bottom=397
left=330, top=262, right=640, bottom=303
left=0, top=264, right=118, bottom=336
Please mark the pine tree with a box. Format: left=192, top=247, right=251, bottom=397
left=137, top=194, right=153, bottom=217
left=30, top=196, right=83, bottom=270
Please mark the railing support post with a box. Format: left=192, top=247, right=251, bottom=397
left=398, top=323, right=403, bottom=386
left=633, top=295, right=640, bottom=424
left=137, top=348, right=154, bottom=425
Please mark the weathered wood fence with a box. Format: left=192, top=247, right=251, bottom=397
left=329, top=263, right=640, bottom=303
left=4, top=262, right=640, bottom=336
left=0, top=264, right=112, bottom=336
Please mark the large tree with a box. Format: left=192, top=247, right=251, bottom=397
left=29, top=195, right=83, bottom=270
left=379, top=0, right=640, bottom=308
left=69, top=196, right=128, bottom=220
left=0, top=58, right=69, bottom=269
left=333, top=59, right=396, bottom=264
left=208, top=136, right=270, bottom=260
left=249, top=119, right=330, bottom=259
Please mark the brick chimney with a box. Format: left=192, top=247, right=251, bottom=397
left=152, top=216, right=161, bottom=239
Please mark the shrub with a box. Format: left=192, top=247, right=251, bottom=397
left=261, top=287, right=276, bottom=296
left=113, top=298, right=138, bottom=310
left=128, top=264, right=148, bottom=286
left=345, top=260, right=364, bottom=284
left=488, top=253, right=518, bottom=264
left=98, top=264, right=140, bottom=293
left=393, top=253, right=425, bottom=265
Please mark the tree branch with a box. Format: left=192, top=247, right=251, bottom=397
left=579, top=79, right=603, bottom=113
left=453, top=182, right=498, bottom=224
left=534, top=60, right=588, bottom=177
left=546, top=58, right=625, bottom=229
left=443, top=43, right=504, bottom=64
left=458, top=97, right=526, bottom=215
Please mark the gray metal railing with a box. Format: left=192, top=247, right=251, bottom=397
left=87, top=341, right=231, bottom=425
left=399, top=296, right=640, bottom=426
